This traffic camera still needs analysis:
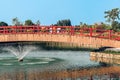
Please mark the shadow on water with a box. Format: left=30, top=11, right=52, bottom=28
left=0, top=41, right=95, bottom=51
left=93, top=46, right=113, bottom=52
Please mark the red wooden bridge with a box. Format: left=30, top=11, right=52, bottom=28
left=0, top=25, right=120, bottom=48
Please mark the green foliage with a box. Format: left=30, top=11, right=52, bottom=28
left=111, top=21, right=120, bottom=31
left=104, top=8, right=120, bottom=23
left=101, top=50, right=120, bottom=55
left=94, top=22, right=111, bottom=30
left=0, top=21, right=8, bottom=26
left=56, top=19, right=71, bottom=26
left=12, top=17, right=21, bottom=26
left=36, top=20, right=40, bottom=26
left=101, top=23, right=112, bottom=30
left=25, top=20, right=34, bottom=26
left=104, top=8, right=120, bottom=31
left=80, top=23, right=88, bottom=28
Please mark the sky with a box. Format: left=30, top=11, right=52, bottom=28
left=0, top=0, right=120, bottom=25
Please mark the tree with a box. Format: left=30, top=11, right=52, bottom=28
left=24, top=20, right=34, bottom=26
left=104, top=8, right=120, bottom=23
left=0, top=21, right=8, bottom=26
left=56, top=19, right=72, bottom=26
left=80, top=22, right=83, bottom=27
left=36, top=20, right=40, bottom=26
left=111, top=21, right=120, bottom=31
left=12, top=17, right=21, bottom=26
left=94, top=22, right=111, bottom=30
left=104, top=8, right=120, bottom=31
left=80, top=22, right=89, bottom=28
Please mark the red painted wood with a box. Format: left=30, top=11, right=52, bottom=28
left=0, top=25, right=120, bottom=41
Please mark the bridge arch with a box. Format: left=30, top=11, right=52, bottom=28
left=0, top=33, right=120, bottom=49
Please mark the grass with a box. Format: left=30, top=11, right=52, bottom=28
left=101, top=50, right=120, bottom=54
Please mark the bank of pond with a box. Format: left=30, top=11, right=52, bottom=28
left=91, top=47, right=120, bottom=60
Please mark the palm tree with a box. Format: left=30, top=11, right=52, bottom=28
left=104, top=8, right=120, bottom=31
left=104, top=8, right=120, bottom=23
left=36, top=20, right=40, bottom=26
left=12, top=17, right=21, bottom=26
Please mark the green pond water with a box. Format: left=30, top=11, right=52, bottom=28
left=0, top=44, right=119, bottom=80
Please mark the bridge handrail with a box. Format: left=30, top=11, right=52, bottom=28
left=0, top=25, right=120, bottom=41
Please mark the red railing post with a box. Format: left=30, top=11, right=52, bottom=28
left=52, top=26, right=55, bottom=34
left=70, top=26, right=74, bottom=35
left=39, top=26, right=42, bottom=34
left=14, top=26, right=16, bottom=33
left=70, top=26, right=72, bottom=35
left=109, top=30, right=112, bottom=39
left=33, top=26, right=35, bottom=33
left=79, top=28, right=83, bottom=36
left=90, top=28, right=93, bottom=37
left=37, top=25, right=39, bottom=33
left=20, top=26, right=22, bottom=33
left=4, top=26, right=6, bottom=34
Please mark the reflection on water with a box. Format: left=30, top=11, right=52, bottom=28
left=0, top=66, right=120, bottom=80
left=91, top=56, right=120, bottom=65
left=0, top=45, right=120, bottom=79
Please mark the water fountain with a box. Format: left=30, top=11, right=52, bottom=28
left=3, top=45, right=37, bottom=62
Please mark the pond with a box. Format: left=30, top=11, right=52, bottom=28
left=0, top=44, right=119, bottom=80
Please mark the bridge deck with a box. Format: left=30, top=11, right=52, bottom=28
left=0, top=26, right=120, bottom=48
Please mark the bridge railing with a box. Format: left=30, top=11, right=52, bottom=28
left=0, top=26, right=120, bottom=41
